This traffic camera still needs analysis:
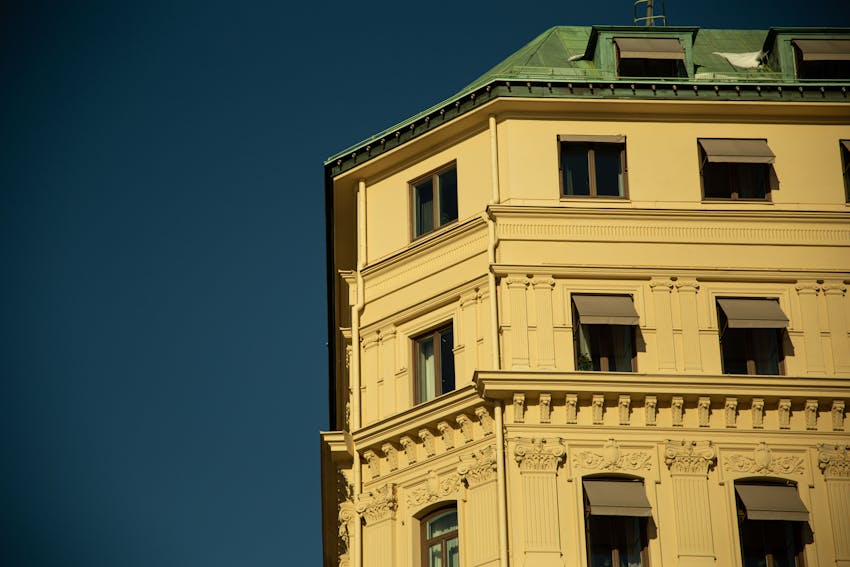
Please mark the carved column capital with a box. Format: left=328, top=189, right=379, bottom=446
left=356, top=484, right=397, bottom=524
left=505, top=275, right=529, bottom=289
left=458, top=445, right=498, bottom=487
left=650, top=278, right=674, bottom=291
left=514, top=437, right=566, bottom=473
left=795, top=281, right=821, bottom=295
left=818, top=444, right=850, bottom=478
left=531, top=276, right=556, bottom=290
left=822, top=281, right=847, bottom=296
left=664, top=440, right=717, bottom=475
left=675, top=280, right=700, bottom=292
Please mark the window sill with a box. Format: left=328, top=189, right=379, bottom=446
left=410, top=219, right=459, bottom=244
left=700, top=199, right=773, bottom=204
left=560, top=196, right=630, bottom=203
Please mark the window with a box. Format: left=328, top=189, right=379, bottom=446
left=793, top=39, right=850, bottom=80
left=583, top=478, right=651, bottom=567
left=421, top=507, right=459, bottom=567
left=699, top=139, right=776, bottom=200
left=717, top=298, right=788, bottom=375
left=572, top=295, right=639, bottom=372
left=841, top=140, right=850, bottom=201
left=735, top=481, right=808, bottom=567
left=560, top=136, right=628, bottom=198
left=614, top=37, right=686, bottom=78
left=414, top=325, right=455, bottom=404
left=412, top=164, right=458, bottom=239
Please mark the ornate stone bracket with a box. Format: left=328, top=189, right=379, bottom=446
left=752, top=398, right=765, bottom=429
left=566, top=394, right=578, bottom=424
left=805, top=400, right=818, bottom=430
left=455, top=414, right=474, bottom=443
left=664, top=440, right=717, bottom=475
left=540, top=393, right=552, bottom=424
left=645, top=396, right=657, bottom=426
left=832, top=401, right=845, bottom=431
left=381, top=443, right=399, bottom=472
left=399, top=436, right=417, bottom=464
left=725, top=398, right=738, bottom=428
left=672, top=396, right=684, bottom=427
left=363, top=450, right=381, bottom=479
left=779, top=399, right=792, bottom=429
left=619, top=395, right=631, bottom=425
left=723, top=442, right=805, bottom=476
left=437, top=421, right=455, bottom=449
left=356, top=484, right=397, bottom=524
left=592, top=395, right=605, bottom=424
left=513, top=393, right=526, bottom=423
left=698, top=397, right=711, bottom=427
left=572, top=438, right=652, bottom=472
left=475, top=406, right=495, bottom=434
left=419, top=429, right=436, bottom=457
left=338, top=500, right=356, bottom=559
left=818, top=444, right=850, bottom=478
left=514, top=438, right=566, bottom=473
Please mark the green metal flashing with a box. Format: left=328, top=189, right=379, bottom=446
left=326, top=26, right=850, bottom=176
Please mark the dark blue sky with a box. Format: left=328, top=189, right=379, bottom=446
left=1, top=1, right=847, bottom=566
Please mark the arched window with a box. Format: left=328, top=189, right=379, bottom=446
left=583, top=476, right=651, bottom=567
left=421, top=507, right=459, bottom=567
left=734, top=479, right=808, bottom=567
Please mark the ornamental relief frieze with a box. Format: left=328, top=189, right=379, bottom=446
left=722, top=442, right=805, bottom=477
left=405, top=470, right=462, bottom=508
left=572, top=438, right=652, bottom=473
left=497, top=220, right=850, bottom=246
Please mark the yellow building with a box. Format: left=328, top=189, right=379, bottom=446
left=321, top=25, right=850, bottom=567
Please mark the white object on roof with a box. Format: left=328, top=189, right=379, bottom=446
left=712, top=50, right=764, bottom=69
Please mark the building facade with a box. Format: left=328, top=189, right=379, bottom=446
left=320, top=25, right=850, bottom=567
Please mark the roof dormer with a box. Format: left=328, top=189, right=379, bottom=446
left=582, top=26, right=699, bottom=80
left=763, top=28, right=850, bottom=81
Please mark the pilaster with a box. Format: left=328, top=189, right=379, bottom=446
left=356, top=484, right=397, bottom=567
left=532, top=277, right=556, bottom=369
left=459, top=446, right=500, bottom=566
left=818, top=444, right=850, bottom=566
left=506, top=276, right=530, bottom=369
left=796, top=281, right=826, bottom=375
left=823, top=281, right=850, bottom=374
left=650, top=278, right=676, bottom=371
left=514, top=438, right=566, bottom=567
left=676, top=280, right=702, bottom=372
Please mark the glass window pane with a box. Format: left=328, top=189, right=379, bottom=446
left=735, top=163, right=768, bottom=199
left=438, top=168, right=458, bottom=226
left=427, top=510, right=458, bottom=538
left=594, top=145, right=624, bottom=197
left=415, top=179, right=434, bottom=236
left=721, top=328, right=749, bottom=374
left=562, top=144, right=590, bottom=196
left=418, top=336, right=435, bottom=402
left=752, top=329, right=781, bottom=375
left=439, top=328, right=455, bottom=395
left=428, top=543, right=442, bottom=567
left=446, top=536, right=459, bottom=567
left=610, top=325, right=634, bottom=372
left=703, top=163, right=730, bottom=198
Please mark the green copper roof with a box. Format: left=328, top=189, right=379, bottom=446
left=327, top=25, right=850, bottom=174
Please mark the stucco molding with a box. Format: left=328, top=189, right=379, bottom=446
left=818, top=444, right=850, bottom=479
left=664, top=440, right=717, bottom=475
left=458, top=445, right=498, bottom=487
left=356, top=483, right=397, bottom=524
left=338, top=500, right=356, bottom=559
left=406, top=470, right=462, bottom=508
left=514, top=437, right=566, bottom=473
left=572, top=438, right=652, bottom=472
left=722, top=442, right=805, bottom=476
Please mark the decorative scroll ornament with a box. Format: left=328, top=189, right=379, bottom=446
left=573, top=438, right=652, bottom=472
left=406, top=470, right=461, bottom=507
left=723, top=442, right=805, bottom=476
left=338, top=500, right=356, bottom=556
left=458, top=445, right=498, bottom=487
left=356, top=483, right=397, bottom=524
left=514, top=437, right=566, bottom=473
left=817, top=444, right=850, bottom=478
left=664, top=440, right=717, bottom=475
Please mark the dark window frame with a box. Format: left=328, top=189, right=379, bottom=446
left=735, top=480, right=807, bottom=567
left=717, top=301, right=785, bottom=376
left=420, top=506, right=459, bottom=567
left=613, top=37, right=688, bottom=79
left=572, top=297, right=638, bottom=373
left=699, top=143, right=775, bottom=202
left=583, top=478, right=650, bottom=567
left=410, top=162, right=458, bottom=240
left=413, top=324, right=455, bottom=405
left=559, top=141, right=629, bottom=199
left=793, top=41, right=850, bottom=81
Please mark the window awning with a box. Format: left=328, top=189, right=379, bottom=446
left=558, top=135, right=626, bottom=144
left=573, top=295, right=639, bottom=326
left=718, top=298, right=789, bottom=329
left=699, top=139, right=775, bottom=164
left=736, top=484, right=809, bottom=522
left=614, top=37, right=685, bottom=60
left=584, top=480, right=652, bottom=517
left=792, top=39, right=850, bottom=62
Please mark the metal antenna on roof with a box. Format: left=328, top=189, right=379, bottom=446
left=633, top=0, right=667, bottom=26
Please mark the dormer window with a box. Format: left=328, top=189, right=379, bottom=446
left=614, top=37, right=686, bottom=78
left=792, top=39, right=850, bottom=79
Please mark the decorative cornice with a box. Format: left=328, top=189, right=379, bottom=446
left=723, top=442, right=805, bottom=476
left=817, top=444, right=850, bottom=478
left=356, top=484, right=397, bottom=524
left=406, top=470, right=461, bottom=507
left=514, top=437, right=567, bottom=473
left=458, top=446, right=498, bottom=487
left=572, top=438, right=652, bottom=472
left=664, top=440, right=717, bottom=475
